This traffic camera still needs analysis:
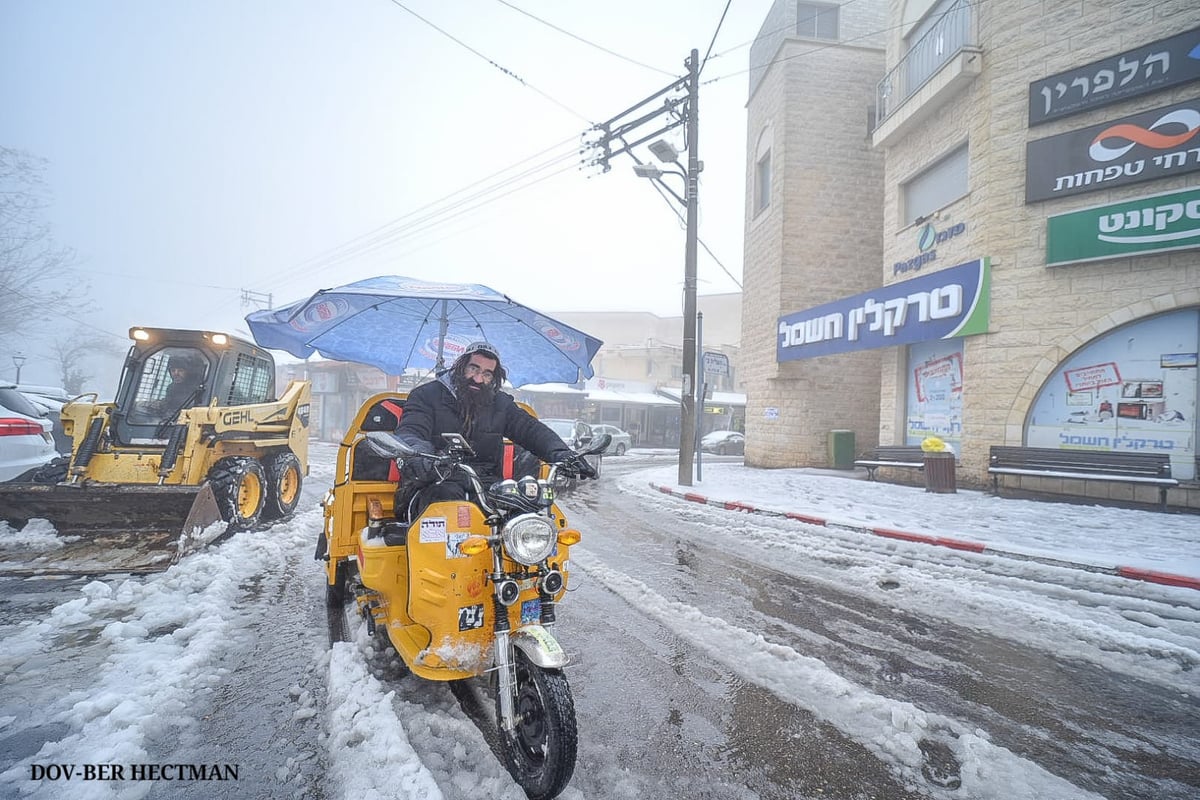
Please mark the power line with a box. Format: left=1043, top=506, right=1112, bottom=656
left=699, top=0, right=733, bottom=74
left=493, top=0, right=679, bottom=77
left=386, top=0, right=593, bottom=123
left=249, top=139, right=583, bottom=289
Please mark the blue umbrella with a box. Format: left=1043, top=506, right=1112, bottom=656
left=245, top=276, right=603, bottom=387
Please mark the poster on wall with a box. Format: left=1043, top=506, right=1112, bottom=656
left=905, top=339, right=964, bottom=450
left=1026, top=310, right=1198, bottom=480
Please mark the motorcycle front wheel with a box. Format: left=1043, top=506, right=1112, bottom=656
left=498, top=649, right=577, bottom=800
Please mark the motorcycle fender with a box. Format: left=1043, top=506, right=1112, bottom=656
left=510, top=624, right=569, bottom=669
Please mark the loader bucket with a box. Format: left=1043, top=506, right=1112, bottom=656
left=0, top=482, right=226, bottom=577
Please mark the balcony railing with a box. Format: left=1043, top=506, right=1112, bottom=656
left=875, top=0, right=974, bottom=128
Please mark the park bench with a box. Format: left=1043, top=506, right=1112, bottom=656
left=988, top=446, right=1177, bottom=510
left=854, top=446, right=926, bottom=481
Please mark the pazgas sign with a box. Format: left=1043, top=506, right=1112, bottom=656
left=1029, top=27, right=1200, bottom=125
left=1025, top=98, right=1200, bottom=203
left=777, top=259, right=990, bottom=362
left=1046, top=186, right=1200, bottom=266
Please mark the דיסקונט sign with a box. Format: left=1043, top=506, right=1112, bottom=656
left=1046, top=186, right=1200, bottom=266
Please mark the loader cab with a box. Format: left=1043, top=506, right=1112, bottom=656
left=113, top=328, right=277, bottom=445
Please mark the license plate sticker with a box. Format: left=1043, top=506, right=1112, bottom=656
left=520, top=598, right=541, bottom=625
left=458, top=603, right=485, bottom=631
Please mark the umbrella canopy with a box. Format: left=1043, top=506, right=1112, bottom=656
left=245, top=276, right=603, bottom=387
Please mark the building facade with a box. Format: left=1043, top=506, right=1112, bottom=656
left=744, top=0, right=1200, bottom=509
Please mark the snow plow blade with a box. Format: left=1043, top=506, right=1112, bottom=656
left=0, top=482, right=225, bottom=577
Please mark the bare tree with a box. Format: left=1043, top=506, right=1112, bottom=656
left=49, top=329, right=126, bottom=394
left=0, top=147, right=83, bottom=346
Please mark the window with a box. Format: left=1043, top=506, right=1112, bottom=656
left=226, top=352, right=273, bottom=406
left=903, top=0, right=971, bottom=96
left=797, top=2, right=838, bottom=40
left=755, top=151, right=771, bottom=214
left=901, top=143, right=968, bottom=225
left=753, top=127, right=773, bottom=217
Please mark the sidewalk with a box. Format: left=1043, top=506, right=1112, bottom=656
left=630, top=461, right=1200, bottom=592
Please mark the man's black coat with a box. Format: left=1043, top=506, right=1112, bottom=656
left=396, top=374, right=572, bottom=483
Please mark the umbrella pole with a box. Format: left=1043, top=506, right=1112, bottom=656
left=436, top=300, right=449, bottom=371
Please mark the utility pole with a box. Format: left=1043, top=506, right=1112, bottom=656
left=678, top=48, right=700, bottom=487
left=582, top=48, right=701, bottom=485
left=241, top=289, right=273, bottom=310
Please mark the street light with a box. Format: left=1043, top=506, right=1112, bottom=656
left=632, top=160, right=687, bottom=206
left=12, top=352, right=26, bottom=384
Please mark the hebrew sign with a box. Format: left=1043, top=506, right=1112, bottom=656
left=1028, top=27, right=1200, bottom=125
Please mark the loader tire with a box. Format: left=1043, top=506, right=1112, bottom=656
left=209, top=457, right=266, bottom=531
left=263, top=451, right=303, bottom=521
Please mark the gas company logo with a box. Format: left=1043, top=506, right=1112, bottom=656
left=539, top=322, right=581, bottom=352
left=1089, top=108, right=1200, bottom=161
left=894, top=222, right=966, bottom=275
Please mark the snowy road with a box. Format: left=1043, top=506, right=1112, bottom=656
left=0, top=443, right=1196, bottom=799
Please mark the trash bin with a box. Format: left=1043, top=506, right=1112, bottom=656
left=924, top=451, right=957, bottom=493
left=828, top=429, right=855, bottom=470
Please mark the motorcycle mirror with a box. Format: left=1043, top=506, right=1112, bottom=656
left=363, top=431, right=414, bottom=459
left=580, top=433, right=611, bottom=456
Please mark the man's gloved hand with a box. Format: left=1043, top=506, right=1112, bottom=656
left=401, top=456, right=436, bottom=484
left=562, top=451, right=598, bottom=480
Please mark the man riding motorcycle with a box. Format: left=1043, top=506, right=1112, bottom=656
left=392, top=341, right=597, bottom=519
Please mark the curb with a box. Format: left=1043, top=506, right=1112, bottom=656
left=650, top=483, right=1200, bottom=592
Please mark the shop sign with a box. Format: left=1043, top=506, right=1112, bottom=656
left=777, top=258, right=991, bottom=362
left=1046, top=186, right=1200, bottom=265
left=1025, top=98, right=1200, bottom=203
left=1029, top=27, right=1200, bottom=126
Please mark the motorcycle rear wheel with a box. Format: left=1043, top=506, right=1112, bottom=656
left=498, top=650, right=577, bottom=800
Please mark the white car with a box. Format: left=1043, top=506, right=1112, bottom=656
left=19, top=386, right=72, bottom=453
left=0, top=383, right=58, bottom=482
left=588, top=424, right=633, bottom=456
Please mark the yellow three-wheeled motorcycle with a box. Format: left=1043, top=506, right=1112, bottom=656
left=315, top=393, right=607, bottom=800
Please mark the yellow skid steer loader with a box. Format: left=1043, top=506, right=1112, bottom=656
left=0, top=326, right=311, bottom=576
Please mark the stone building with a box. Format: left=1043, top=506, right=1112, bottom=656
left=743, top=0, right=1200, bottom=509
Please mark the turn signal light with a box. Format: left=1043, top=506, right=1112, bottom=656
left=460, top=535, right=490, bottom=555
left=556, top=529, right=581, bottom=546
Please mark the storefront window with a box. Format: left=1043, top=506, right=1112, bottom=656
left=1026, top=309, right=1198, bottom=480
left=905, top=339, right=964, bottom=449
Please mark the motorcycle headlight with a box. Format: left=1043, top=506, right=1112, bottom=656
left=501, top=513, right=557, bottom=566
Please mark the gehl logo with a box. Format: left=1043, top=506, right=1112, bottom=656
left=222, top=410, right=252, bottom=426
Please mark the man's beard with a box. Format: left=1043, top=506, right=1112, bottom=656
left=453, top=372, right=494, bottom=430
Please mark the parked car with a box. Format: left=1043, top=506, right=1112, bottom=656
left=588, top=424, right=632, bottom=456
left=540, top=418, right=601, bottom=484
left=0, top=383, right=58, bottom=482
left=18, top=385, right=72, bottom=453
left=541, top=418, right=594, bottom=451
left=700, top=429, right=745, bottom=456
